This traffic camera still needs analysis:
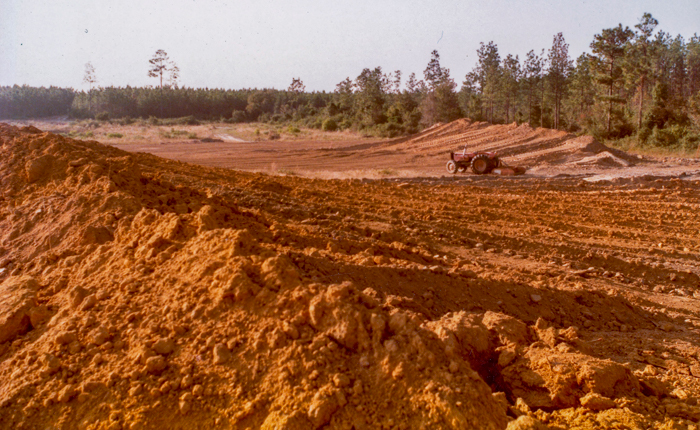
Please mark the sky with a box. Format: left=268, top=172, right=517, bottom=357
left=1, top=0, right=699, bottom=92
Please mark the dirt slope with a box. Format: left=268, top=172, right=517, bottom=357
left=389, top=119, right=640, bottom=169
left=1, top=123, right=700, bottom=429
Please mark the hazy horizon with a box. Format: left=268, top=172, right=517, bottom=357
left=2, top=0, right=699, bottom=92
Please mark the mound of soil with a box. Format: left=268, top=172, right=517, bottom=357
left=394, top=121, right=638, bottom=169
left=1, top=123, right=699, bottom=429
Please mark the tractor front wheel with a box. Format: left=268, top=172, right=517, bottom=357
left=446, top=160, right=458, bottom=174
left=470, top=154, right=493, bottom=174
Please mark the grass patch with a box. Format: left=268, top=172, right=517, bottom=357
left=276, top=169, right=298, bottom=176
left=106, top=133, right=123, bottom=138
left=376, top=168, right=396, bottom=176
left=161, top=128, right=197, bottom=139
left=66, top=130, right=95, bottom=139
left=606, top=136, right=700, bottom=158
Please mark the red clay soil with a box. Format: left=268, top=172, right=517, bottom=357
left=1, top=123, right=700, bottom=429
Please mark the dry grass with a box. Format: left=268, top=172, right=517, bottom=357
left=3, top=118, right=370, bottom=144
left=606, top=136, right=700, bottom=159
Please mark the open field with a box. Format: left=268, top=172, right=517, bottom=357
left=7, top=118, right=700, bottom=181
left=1, top=121, right=700, bottom=429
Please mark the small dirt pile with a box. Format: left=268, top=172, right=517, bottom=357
left=1, top=124, right=699, bottom=430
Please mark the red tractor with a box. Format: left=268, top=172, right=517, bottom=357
left=446, top=148, right=501, bottom=174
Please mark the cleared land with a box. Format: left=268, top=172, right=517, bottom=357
left=1, top=121, right=700, bottom=429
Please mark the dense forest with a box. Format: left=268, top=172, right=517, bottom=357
left=1, top=13, right=698, bottom=148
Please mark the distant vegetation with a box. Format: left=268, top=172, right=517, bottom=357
left=0, top=13, right=698, bottom=149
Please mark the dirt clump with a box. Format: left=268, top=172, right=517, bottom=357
left=1, top=123, right=700, bottom=429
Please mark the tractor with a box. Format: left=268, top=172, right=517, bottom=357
left=446, top=148, right=501, bottom=174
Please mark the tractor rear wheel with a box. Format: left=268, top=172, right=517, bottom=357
left=446, top=160, right=457, bottom=174
left=470, top=154, right=493, bottom=174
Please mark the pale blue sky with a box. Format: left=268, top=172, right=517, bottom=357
left=1, top=0, right=698, bottom=91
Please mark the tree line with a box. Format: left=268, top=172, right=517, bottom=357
left=1, top=14, right=698, bottom=147
left=462, top=14, right=700, bottom=149
left=0, top=49, right=462, bottom=138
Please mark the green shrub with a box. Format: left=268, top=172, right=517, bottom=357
left=107, top=133, right=123, bottom=138
left=380, top=122, right=404, bottom=138
left=161, top=128, right=191, bottom=139
left=182, top=116, right=199, bottom=125
left=161, top=116, right=199, bottom=126
left=638, top=126, right=652, bottom=144
left=95, top=112, right=110, bottom=121
left=268, top=130, right=280, bottom=140
left=322, top=118, right=338, bottom=131
left=231, top=110, right=247, bottom=123
left=287, top=125, right=300, bottom=133
left=148, top=116, right=161, bottom=125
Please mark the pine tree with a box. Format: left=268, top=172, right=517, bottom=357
left=501, top=54, right=521, bottom=123
left=567, top=54, right=596, bottom=126
left=687, top=35, right=700, bottom=96
left=83, top=62, right=98, bottom=114
left=421, top=51, right=462, bottom=125
left=354, top=67, right=389, bottom=126
left=625, top=13, right=658, bottom=130
left=548, top=33, right=572, bottom=129
left=148, top=50, right=178, bottom=90
left=523, top=50, right=543, bottom=125
left=591, top=24, right=634, bottom=135
left=288, top=78, right=306, bottom=93
left=475, top=42, right=501, bottom=122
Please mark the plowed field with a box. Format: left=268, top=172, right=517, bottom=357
left=1, top=121, right=700, bottom=429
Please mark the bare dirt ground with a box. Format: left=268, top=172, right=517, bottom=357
left=10, top=118, right=700, bottom=181
left=1, top=121, right=700, bottom=429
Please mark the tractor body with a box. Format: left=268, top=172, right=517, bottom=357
left=446, top=149, right=500, bottom=174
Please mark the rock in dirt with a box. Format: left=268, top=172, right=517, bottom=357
left=261, top=410, right=312, bottom=430
left=501, top=350, right=640, bottom=409
left=28, top=304, right=51, bottom=327
left=0, top=276, right=39, bottom=344
left=482, top=311, right=531, bottom=346
left=307, top=386, right=340, bottom=429
left=580, top=392, right=617, bottom=411
left=145, top=356, right=167, bottom=374
left=260, top=255, right=300, bottom=291
left=212, top=343, right=231, bottom=365
left=426, top=311, right=492, bottom=363
left=69, top=286, right=89, bottom=309
left=506, top=415, right=549, bottom=430
left=57, top=384, right=76, bottom=403
left=54, top=331, right=77, bottom=346
left=309, top=283, right=370, bottom=351
left=639, top=376, right=669, bottom=397
left=25, top=154, right=54, bottom=183
left=152, top=338, right=175, bottom=355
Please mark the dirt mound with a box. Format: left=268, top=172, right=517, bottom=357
left=391, top=120, right=637, bottom=170
left=0, top=124, right=508, bottom=429
left=1, top=123, right=699, bottom=429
